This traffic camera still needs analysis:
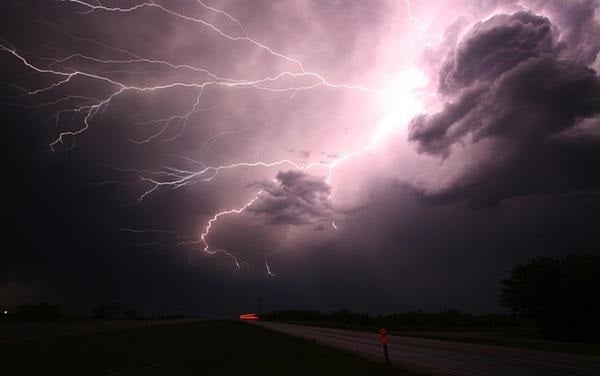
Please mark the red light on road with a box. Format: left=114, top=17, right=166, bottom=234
left=239, top=313, right=259, bottom=320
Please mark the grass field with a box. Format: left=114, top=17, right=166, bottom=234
left=1, top=320, right=407, bottom=375
left=397, top=331, right=600, bottom=356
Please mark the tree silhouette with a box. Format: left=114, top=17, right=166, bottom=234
left=501, top=254, right=600, bottom=341
left=15, top=303, right=61, bottom=320
left=92, top=302, right=122, bottom=319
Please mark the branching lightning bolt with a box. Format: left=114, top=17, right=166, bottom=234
left=1, top=0, right=427, bottom=273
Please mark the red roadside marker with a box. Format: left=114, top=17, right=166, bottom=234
left=379, top=327, right=389, bottom=344
left=379, top=327, right=390, bottom=367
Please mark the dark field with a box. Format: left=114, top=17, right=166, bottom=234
left=395, top=331, right=600, bottom=356
left=1, top=320, right=407, bottom=375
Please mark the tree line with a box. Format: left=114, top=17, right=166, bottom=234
left=265, top=254, right=600, bottom=342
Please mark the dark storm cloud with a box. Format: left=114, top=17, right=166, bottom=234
left=438, top=11, right=558, bottom=94
left=407, top=85, right=487, bottom=157
left=409, top=8, right=600, bottom=205
left=248, top=170, right=332, bottom=225
left=532, top=0, right=600, bottom=65
left=411, top=57, right=600, bottom=155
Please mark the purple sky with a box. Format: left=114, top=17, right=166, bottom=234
left=2, top=0, right=599, bottom=316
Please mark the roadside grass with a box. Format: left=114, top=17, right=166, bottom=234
left=398, top=332, right=600, bottom=356
left=276, top=321, right=600, bottom=356
left=1, top=320, right=409, bottom=375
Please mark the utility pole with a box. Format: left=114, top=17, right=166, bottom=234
left=257, top=296, right=263, bottom=317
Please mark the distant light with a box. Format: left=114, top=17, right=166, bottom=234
left=3, top=310, right=7, bottom=315
left=239, top=313, right=259, bottom=321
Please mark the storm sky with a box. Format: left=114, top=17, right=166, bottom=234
left=2, top=0, right=600, bottom=316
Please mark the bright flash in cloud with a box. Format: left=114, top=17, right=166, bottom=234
left=371, top=68, right=428, bottom=145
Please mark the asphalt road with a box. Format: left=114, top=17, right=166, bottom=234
left=254, top=321, right=600, bottom=376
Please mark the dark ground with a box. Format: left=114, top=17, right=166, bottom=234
left=268, top=321, right=600, bottom=356
left=271, top=321, right=600, bottom=356
left=256, top=321, right=600, bottom=376
left=0, top=320, right=408, bottom=375
left=262, top=311, right=600, bottom=356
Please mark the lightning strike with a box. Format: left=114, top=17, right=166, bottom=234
left=197, top=193, right=264, bottom=269
left=265, top=259, right=276, bottom=277
left=404, top=0, right=427, bottom=33
left=1, top=0, right=428, bottom=273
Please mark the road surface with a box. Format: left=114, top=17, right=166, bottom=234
left=254, top=321, right=600, bottom=376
